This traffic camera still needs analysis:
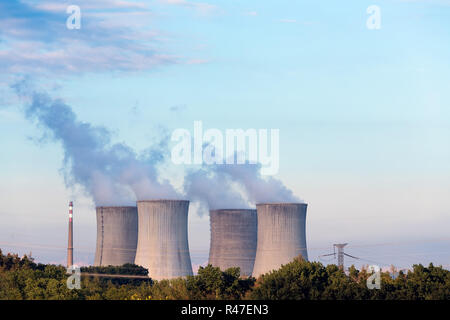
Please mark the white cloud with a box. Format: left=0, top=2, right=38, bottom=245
left=33, top=0, right=148, bottom=12
left=0, top=40, right=177, bottom=73
left=0, top=0, right=177, bottom=74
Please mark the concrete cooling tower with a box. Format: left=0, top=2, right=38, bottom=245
left=134, top=200, right=193, bottom=280
left=208, top=209, right=257, bottom=277
left=252, top=203, right=308, bottom=278
left=94, top=206, right=138, bottom=266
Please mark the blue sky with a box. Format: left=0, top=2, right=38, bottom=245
left=0, top=0, right=449, bottom=270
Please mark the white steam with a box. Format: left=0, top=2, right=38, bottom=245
left=15, top=82, right=301, bottom=210
left=20, top=89, right=180, bottom=205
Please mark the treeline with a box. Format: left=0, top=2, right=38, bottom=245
left=80, top=264, right=150, bottom=286
left=0, top=249, right=449, bottom=300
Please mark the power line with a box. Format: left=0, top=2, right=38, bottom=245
left=318, top=243, right=390, bottom=268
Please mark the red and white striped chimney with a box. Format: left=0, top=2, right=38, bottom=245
left=67, top=201, right=73, bottom=268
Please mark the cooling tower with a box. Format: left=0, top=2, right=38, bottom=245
left=134, top=200, right=193, bottom=280
left=252, top=203, right=308, bottom=278
left=94, top=206, right=138, bottom=266
left=208, top=209, right=257, bottom=277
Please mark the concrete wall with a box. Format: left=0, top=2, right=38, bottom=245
left=134, top=200, right=193, bottom=280
left=252, top=203, right=308, bottom=277
left=208, top=209, right=257, bottom=277
left=94, top=206, right=138, bottom=266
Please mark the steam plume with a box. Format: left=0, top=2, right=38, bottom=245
left=15, top=81, right=300, bottom=209
left=184, top=159, right=302, bottom=213
left=18, top=88, right=179, bottom=205
left=213, top=163, right=302, bottom=204
left=184, top=167, right=250, bottom=211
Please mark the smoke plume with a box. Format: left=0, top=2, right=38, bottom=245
left=184, top=159, right=302, bottom=213
left=213, top=163, right=302, bottom=204
left=18, top=88, right=179, bottom=206
left=14, top=81, right=300, bottom=209
left=184, top=167, right=250, bottom=211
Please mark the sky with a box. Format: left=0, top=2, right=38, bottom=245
left=0, top=0, right=449, bottom=271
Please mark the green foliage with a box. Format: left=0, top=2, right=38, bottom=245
left=128, top=265, right=254, bottom=300
left=0, top=251, right=80, bottom=300
left=186, top=265, right=255, bottom=300
left=141, top=278, right=190, bottom=300
left=80, top=264, right=148, bottom=276
left=250, top=256, right=450, bottom=300
left=0, top=249, right=449, bottom=300
left=80, top=264, right=150, bottom=286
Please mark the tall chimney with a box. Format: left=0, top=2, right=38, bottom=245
left=67, top=201, right=73, bottom=268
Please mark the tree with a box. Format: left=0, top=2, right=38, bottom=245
left=186, top=265, right=254, bottom=300
left=1, top=248, right=448, bottom=300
